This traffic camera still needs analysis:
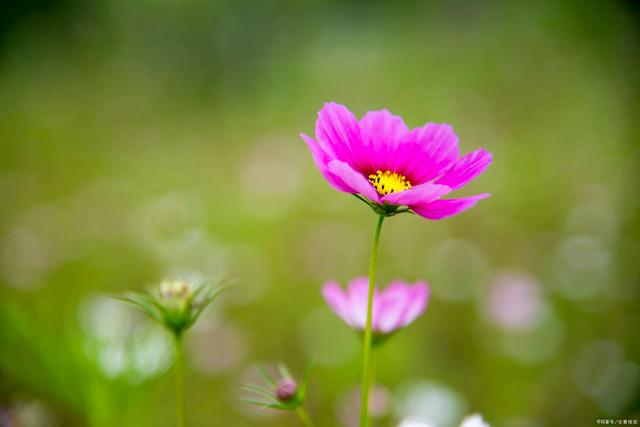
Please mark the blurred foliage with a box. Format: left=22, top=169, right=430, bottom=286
left=0, top=0, right=639, bottom=426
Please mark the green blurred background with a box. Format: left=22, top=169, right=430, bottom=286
left=1, top=0, right=639, bottom=426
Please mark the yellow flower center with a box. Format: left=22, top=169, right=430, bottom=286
left=368, top=170, right=412, bottom=196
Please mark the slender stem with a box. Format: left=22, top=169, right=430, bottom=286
left=295, top=407, right=315, bottom=427
left=359, top=214, right=385, bottom=427
left=174, top=333, right=187, bottom=427
left=368, top=348, right=376, bottom=403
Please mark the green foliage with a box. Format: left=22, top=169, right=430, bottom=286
left=0, top=300, right=159, bottom=427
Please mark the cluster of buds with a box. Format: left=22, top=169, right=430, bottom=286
left=242, top=363, right=313, bottom=411
left=116, top=277, right=223, bottom=336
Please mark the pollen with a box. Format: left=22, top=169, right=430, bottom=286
left=368, top=170, right=412, bottom=196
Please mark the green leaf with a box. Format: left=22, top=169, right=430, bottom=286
left=254, top=364, right=276, bottom=388
left=277, top=363, right=292, bottom=380
left=298, top=359, right=315, bottom=400
left=191, top=285, right=225, bottom=323
left=240, top=398, right=275, bottom=409
left=240, top=384, right=276, bottom=402
left=113, top=295, right=162, bottom=324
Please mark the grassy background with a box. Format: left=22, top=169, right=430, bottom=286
left=0, top=0, right=639, bottom=426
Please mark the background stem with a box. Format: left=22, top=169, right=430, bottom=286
left=359, top=214, right=385, bottom=427
left=174, top=333, right=187, bottom=427
left=296, top=407, right=315, bottom=427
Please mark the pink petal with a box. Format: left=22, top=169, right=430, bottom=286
left=347, top=277, right=376, bottom=330
left=301, top=134, right=352, bottom=193
left=375, top=283, right=412, bottom=333
left=381, top=183, right=451, bottom=206
left=322, top=282, right=354, bottom=327
left=412, top=193, right=491, bottom=220
left=396, top=123, right=459, bottom=184
left=315, top=102, right=362, bottom=169
left=436, top=148, right=492, bottom=190
left=358, top=109, right=410, bottom=172
left=327, top=160, right=381, bottom=203
left=398, top=282, right=430, bottom=328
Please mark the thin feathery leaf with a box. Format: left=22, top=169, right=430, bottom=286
left=192, top=286, right=225, bottom=319
left=266, top=402, right=297, bottom=411
left=240, top=384, right=276, bottom=402
left=113, top=295, right=162, bottom=323
left=241, top=398, right=275, bottom=408
left=277, top=363, right=292, bottom=380
left=255, top=364, right=276, bottom=388
left=191, top=274, right=225, bottom=299
left=299, top=359, right=315, bottom=399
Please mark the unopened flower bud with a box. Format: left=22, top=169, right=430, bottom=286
left=160, top=280, right=192, bottom=301
left=116, top=277, right=223, bottom=337
left=243, top=362, right=313, bottom=411
left=275, top=378, right=298, bottom=402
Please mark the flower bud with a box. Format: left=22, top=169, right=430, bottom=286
left=159, top=280, right=193, bottom=311
left=160, top=279, right=192, bottom=300
left=275, top=378, right=298, bottom=402
left=242, top=362, right=313, bottom=411
left=116, top=277, right=223, bottom=336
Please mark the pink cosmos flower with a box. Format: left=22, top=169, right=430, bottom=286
left=301, top=102, right=492, bottom=219
left=322, top=278, right=430, bottom=335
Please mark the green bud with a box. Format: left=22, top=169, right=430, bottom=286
left=115, top=277, right=224, bottom=336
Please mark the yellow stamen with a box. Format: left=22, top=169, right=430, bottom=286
left=367, top=170, right=412, bottom=196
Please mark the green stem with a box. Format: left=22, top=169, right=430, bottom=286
left=295, top=407, right=315, bottom=427
left=359, top=214, right=385, bottom=427
left=174, top=333, right=187, bottom=427
left=368, top=348, right=376, bottom=402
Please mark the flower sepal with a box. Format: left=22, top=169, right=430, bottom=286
left=369, top=331, right=396, bottom=348
left=353, top=195, right=413, bottom=217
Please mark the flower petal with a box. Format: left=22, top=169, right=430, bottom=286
left=436, top=148, right=492, bottom=190
left=358, top=109, right=409, bottom=171
left=327, top=160, right=381, bottom=203
left=301, top=134, right=352, bottom=193
left=322, top=281, right=353, bottom=327
left=396, top=123, right=459, bottom=184
left=346, top=277, right=375, bottom=330
left=412, top=193, right=491, bottom=220
left=376, top=283, right=412, bottom=333
left=315, top=102, right=362, bottom=169
left=381, top=183, right=451, bottom=206
left=398, top=282, right=430, bottom=328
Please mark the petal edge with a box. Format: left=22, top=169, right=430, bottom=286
left=412, top=193, right=491, bottom=220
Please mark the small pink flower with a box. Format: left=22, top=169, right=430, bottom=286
left=301, top=102, right=492, bottom=219
left=322, top=278, right=430, bottom=335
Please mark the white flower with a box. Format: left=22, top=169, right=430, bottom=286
left=460, top=413, right=490, bottom=427
left=397, top=413, right=490, bottom=427
left=397, top=419, right=436, bottom=427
